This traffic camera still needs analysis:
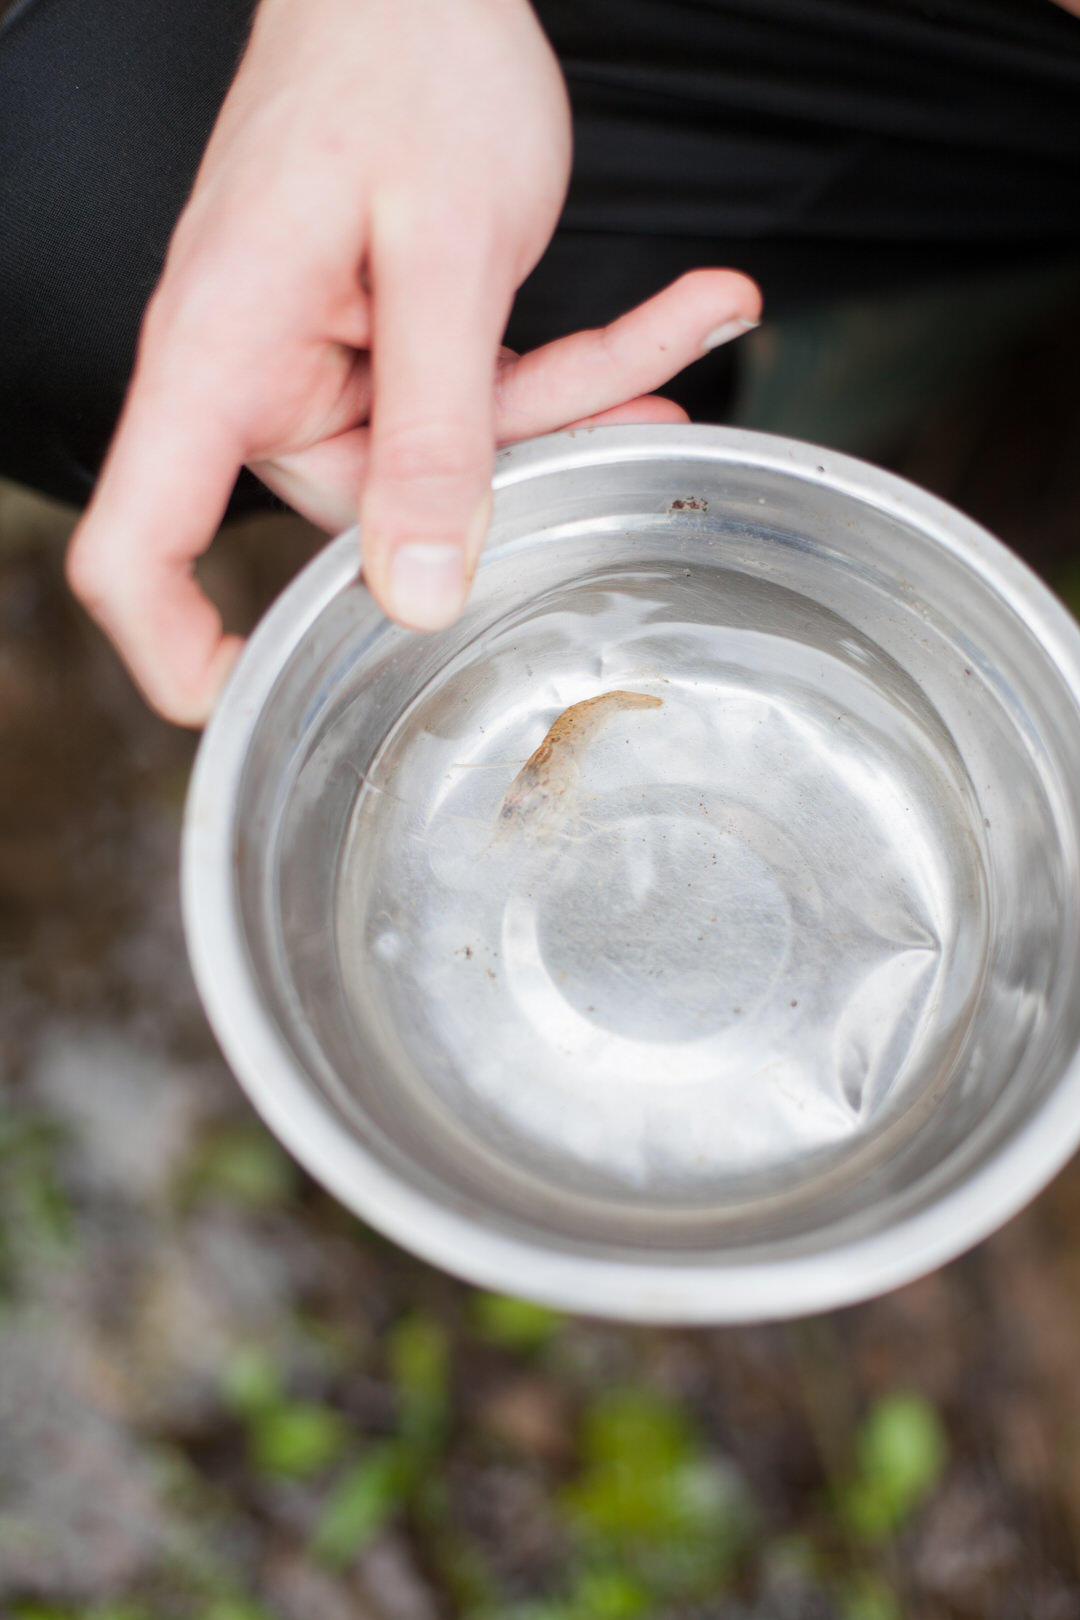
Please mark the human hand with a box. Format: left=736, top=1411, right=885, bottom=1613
left=66, top=0, right=760, bottom=725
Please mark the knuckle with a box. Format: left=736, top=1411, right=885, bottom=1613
left=139, top=240, right=257, bottom=374
left=64, top=530, right=105, bottom=611
left=140, top=277, right=224, bottom=372
left=374, top=419, right=485, bottom=491
left=596, top=317, right=629, bottom=376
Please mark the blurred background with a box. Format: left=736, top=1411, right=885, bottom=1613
left=3, top=275, right=1080, bottom=1620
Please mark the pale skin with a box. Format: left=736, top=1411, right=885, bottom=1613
left=65, top=0, right=762, bottom=726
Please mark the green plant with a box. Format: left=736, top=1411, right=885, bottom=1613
left=184, top=1122, right=296, bottom=1208
left=250, top=1401, right=347, bottom=1477
left=204, top=1600, right=274, bottom=1620
left=570, top=1568, right=653, bottom=1618
left=839, top=1571, right=904, bottom=1620
left=221, top=1344, right=280, bottom=1418
left=11, top=1607, right=159, bottom=1620
left=221, top=1344, right=347, bottom=1479
left=310, top=1311, right=452, bottom=1568
left=470, top=1291, right=563, bottom=1353
left=0, top=1111, right=72, bottom=1297
left=839, top=1392, right=946, bottom=1544
left=390, top=1311, right=451, bottom=1447
left=562, top=1388, right=751, bottom=1601
left=311, top=1441, right=413, bottom=1566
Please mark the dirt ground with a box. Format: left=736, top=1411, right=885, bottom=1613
left=2, top=288, right=1080, bottom=1620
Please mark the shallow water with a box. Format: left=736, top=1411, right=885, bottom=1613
left=339, top=569, right=986, bottom=1207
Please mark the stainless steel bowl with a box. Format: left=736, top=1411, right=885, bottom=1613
left=182, top=426, right=1080, bottom=1322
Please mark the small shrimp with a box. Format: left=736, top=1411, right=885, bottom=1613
left=496, top=689, right=662, bottom=837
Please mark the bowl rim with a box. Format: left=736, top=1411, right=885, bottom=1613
left=182, top=424, right=1080, bottom=1322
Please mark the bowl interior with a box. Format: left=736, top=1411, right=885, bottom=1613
left=230, top=435, right=1080, bottom=1269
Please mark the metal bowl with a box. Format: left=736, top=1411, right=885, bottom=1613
left=183, top=426, right=1080, bottom=1322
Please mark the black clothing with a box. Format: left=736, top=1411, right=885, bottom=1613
left=544, top=0, right=1080, bottom=246
left=0, top=0, right=256, bottom=508
left=1, top=0, right=1079, bottom=510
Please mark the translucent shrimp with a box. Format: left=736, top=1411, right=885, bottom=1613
left=495, top=689, right=662, bottom=840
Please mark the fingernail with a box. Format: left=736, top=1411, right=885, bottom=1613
left=388, top=542, right=465, bottom=630
left=701, top=315, right=760, bottom=354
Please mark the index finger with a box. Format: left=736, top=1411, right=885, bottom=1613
left=66, top=359, right=245, bottom=725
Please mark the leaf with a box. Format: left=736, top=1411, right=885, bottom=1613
left=389, top=1312, right=450, bottom=1447
left=189, top=1124, right=296, bottom=1208
left=567, top=1390, right=695, bottom=1535
left=10, top=1607, right=77, bottom=1620
left=221, top=1345, right=281, bottom=1418
left=13, top=1157, right=72, bottom=1250
left=204, top=1604, right=273, bottom=1620
left=251, top=1401, right=348, bottom=1478
left=311, top=1441, right=412, bottom=1566
left=12, top=1609, right=156, bottom=1620
left=841, top=1392, right=947, bottom=1542
left=471, top=1292, right=563, bottom=1352
left=563, top=1389, right=750, bottom=1595
left=0, top=1115, right=72, bottom=1259
left=839, top=1572, right=903, bottom=1620
left=488, top=1568, right=652, bottom=1620
left=571, top=1569, right=652, bottom=1618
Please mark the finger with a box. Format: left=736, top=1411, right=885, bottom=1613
left=252, top=395, right=689, bottom=535
left=66, top=369, right=244, bottom=725
left=494, top=268, right=761, bottom=444
left=361, top=200, right=510, bottom=629
left=564, top=393, right=689, bottom=430
left=253, top=425, right=371, bottom=532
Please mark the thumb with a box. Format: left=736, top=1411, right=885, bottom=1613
left=361, top=206, right=509, bottom=630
